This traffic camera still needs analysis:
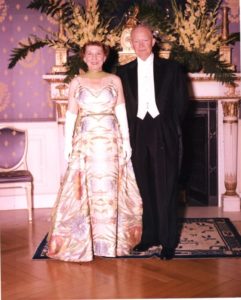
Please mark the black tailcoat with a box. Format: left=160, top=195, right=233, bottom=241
left=117, top=56, right=188, bottom=248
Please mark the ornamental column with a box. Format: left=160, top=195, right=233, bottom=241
left=221, top=96, right=240, bottom=211
left=42, top=6, right=69, bottom=179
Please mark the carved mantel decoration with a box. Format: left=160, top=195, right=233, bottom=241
left=219, top=6, right=234, bottom=69
left=42, top=74, right=68, bottom=123
left=222, top=101, right=239, bottom=118
left=52, top=46, right=68, bottom=73
left=52, top=8, right=68, bottom=74
left=118, top=5, right=139, bottom=65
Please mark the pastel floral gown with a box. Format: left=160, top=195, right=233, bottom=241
left=47, top=77, right=143, bottom=262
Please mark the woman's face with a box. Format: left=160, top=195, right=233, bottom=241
left=83, top=45, right=106, bottom=72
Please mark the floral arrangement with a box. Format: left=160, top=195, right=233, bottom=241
left=8, top=0, right=122, bottom=79
left=170, top=0, right=222, bottom=53
left=8, top=0, right=239, bottom=85
left=130, top=0, right=239, bottom=85
left=161, top=0, right=239, bottom=84
left=61, top=1, right=120, bottom=48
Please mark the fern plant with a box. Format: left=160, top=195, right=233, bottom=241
left=8, top=0, right=74, bottom=69
left=8, top=38, right=48, bottom=69
left=170, top=45, right=237, bottom=84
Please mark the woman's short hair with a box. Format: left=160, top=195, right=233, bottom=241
left=80, top=41, right=110, bottom=58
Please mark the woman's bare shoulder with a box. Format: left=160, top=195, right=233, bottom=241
left=108, top=73, right=122, bottom=85
left=70, top=75, right=82, bottom=83
left=70, top=75, right=88, bottom=88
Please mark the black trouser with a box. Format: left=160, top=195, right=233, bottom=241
left=131, top=113, right=178, bottom=248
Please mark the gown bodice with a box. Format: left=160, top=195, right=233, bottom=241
left=74, top=84, right=119, bottom=134
left=75, top=84, right=118, bottom=116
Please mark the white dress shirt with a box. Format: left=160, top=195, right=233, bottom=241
left=137, top=53, right=160, bottom=120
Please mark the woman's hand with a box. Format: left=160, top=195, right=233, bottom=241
left=122, top=139, right=132, bottom=162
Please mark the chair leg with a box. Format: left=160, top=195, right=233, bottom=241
left=25, top=184, right=33, bottom=222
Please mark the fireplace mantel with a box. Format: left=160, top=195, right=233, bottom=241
left=187, top=73, right=241, bottom=211
left=188, top=73, right=241, bottom=100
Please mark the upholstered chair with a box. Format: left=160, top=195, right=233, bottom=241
left=0, top=126, right=33, bottom=221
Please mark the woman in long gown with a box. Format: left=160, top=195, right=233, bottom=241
left=47, top=41, right=143, bottom=262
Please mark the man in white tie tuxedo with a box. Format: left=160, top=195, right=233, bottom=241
left=117, top=24, right=188, bottom=260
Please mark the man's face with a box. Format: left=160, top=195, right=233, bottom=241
left=131, top=27, right=155, bottom=61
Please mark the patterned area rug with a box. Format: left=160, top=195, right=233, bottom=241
left=33, top=218, right=241, bottom=259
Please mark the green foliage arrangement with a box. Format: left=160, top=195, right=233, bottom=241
left=8, top=0, right=240, bottom=86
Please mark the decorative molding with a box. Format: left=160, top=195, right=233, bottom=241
left=52, top=47, right=68, bottom=73
left=43, top=74, right=67, bottom=82
left=219, top=45, right=233, bottom=67
left=120, top=28, right=134, bottom=53
left=190, top=95, right=241, bottom=101
left=222, top=101, right=239, bottom=117
left=159, top=50, right=171, bottom=59
left=118, top=52, right=136, bottom=65
left=42, top=74, right=68, bottom=123
left=189, top=73, right=241, bottom=81
left=188, top=73, right=241, bottom=100
left=223, top=120, right=238, bottom=124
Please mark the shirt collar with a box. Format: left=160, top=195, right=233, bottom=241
left=137, top=53, right=154, bottom=67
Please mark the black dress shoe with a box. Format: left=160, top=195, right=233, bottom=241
left=132, top=242, right=153, bottom=252
left=160, top=247, right=175, bottom=260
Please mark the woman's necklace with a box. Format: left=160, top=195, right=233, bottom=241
left=85, top=70, right=107, bottom=79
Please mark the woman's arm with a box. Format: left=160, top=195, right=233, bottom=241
left=64, top=77, right=79, bottom=161
left=113, top=75, right=132, bottom=163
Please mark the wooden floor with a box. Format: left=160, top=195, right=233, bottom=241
left=1, top=207, right=241, bottom=299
